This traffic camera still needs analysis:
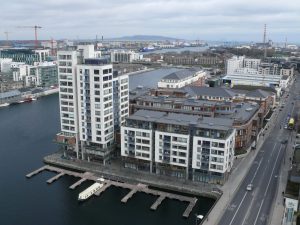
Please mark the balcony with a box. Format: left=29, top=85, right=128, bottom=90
left=54, top=133, right=76, bottom=146
left=84, top=144, right=115, bottom=157
left=163, top=156, right=170, bottom=163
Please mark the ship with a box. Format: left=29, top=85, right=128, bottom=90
left=139, top=46, right=156, bottom=52
left=78, top=178, right=105, bottom=201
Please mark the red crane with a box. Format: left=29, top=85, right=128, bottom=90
left=17, top=25, right=42, bottom=49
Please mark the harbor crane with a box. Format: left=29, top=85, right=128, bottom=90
left=17, top=25, right=42, bottom=49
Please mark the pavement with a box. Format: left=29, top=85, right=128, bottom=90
left=202, top=76, right=299, bottom=225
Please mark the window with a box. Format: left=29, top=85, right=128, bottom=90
left=94, top=70, right=99, bottom=75
left=94, top=77, right=100, bottom=82
left=179, top=159, right=185, bottom=164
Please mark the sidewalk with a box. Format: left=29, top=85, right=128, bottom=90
left=201, top=108, right=278, bottom=225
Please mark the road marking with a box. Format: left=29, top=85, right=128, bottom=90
left=228, top=157, right=263, bottom=225
left=253, top=144, right=283, bottom=225
left=250, top=158, right=263, bottom=183
left=228, top=192, right=248, bottom=225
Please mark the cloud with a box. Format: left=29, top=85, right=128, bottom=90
left=0, top=0, right=299, bottom=42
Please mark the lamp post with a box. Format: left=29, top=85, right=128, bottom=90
left=195, top=214, right=204, bottom=225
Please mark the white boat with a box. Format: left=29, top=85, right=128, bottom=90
left=78, top=178, right=105, bottom=201
left=0, top=103, right=10, bottom=107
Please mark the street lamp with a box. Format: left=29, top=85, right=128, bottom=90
left=195, top=214, right=204, bottom=225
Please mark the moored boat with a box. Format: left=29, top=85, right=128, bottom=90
left=78, top=178, right=105, bottom=201
left=0, top=103, right=10, bottom=107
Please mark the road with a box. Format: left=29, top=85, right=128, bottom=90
left=218, top=76, right=300, bottom=225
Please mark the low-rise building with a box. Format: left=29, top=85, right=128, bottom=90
left=157, top=68, right=207, bottom=88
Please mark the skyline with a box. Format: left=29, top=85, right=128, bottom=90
left=1, top=0, right=300, bottom=43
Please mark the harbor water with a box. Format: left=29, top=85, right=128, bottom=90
left=0, top=69, right=215, bottom=225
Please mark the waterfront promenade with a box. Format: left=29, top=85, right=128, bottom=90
left=43, top=153, right=219, bottom=199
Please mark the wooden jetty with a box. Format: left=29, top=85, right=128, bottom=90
left=150, top=195, right=166, bottom=210
left=183, top=197, right=198, bottom=218
left=26, top=165, right=49, bottom=178
left=47, top=172, right=65, bottom=184
left=94, top=183, right=111, bottom=196
left=26, top=165, right=198, bottom=218
left=121, top=189, right=138, bottom=203
left=69, top=178, right=87, bottom=190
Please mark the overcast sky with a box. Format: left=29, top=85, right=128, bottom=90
left=1, top=0, right=299, bottom=42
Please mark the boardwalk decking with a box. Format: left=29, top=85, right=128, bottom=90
left=121, top=189, right=137, bottom=203
left=26, top=165, right=49, bottom=178
left=94, top=183, right=111, bottom=196
left=26, top=165, right=198, bottom=217
left=69, top=178, right=87, bottom=190
left=150, top=195, right=166, bottom=210
left=47, top=172, right=65, bottom=184
left=182, top=197, right=198, bottom=218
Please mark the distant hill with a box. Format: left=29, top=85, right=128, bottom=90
left=110, top=35, right=180, bottom=41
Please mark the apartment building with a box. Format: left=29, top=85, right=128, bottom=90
left=110, top=50, right=141, bottom=63
left=56, top=49, right=80, bottom=158
left=55, top=45, right=129, bottom=164
left=223, top=56, right=294, bottom=88
left=121, top=110, right=235, bottom=184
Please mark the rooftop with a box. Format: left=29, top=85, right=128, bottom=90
left=161, top=68, right=202, bottom=81
left=183, top=86, right=236, bottom=98
left=128, top=110, right=234, bottom=131
left=136, top=95, right=218, bottom=107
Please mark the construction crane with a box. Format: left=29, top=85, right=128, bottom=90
left=17, top=25, right=42, bottom=49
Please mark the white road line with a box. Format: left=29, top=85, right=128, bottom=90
left=228, top=156, right=264, bottom=225
left=250, top=158, right=263, bottom=184
left=253, top=144, right=283, bottom=225
left=229, top=192, right=248, bottom=225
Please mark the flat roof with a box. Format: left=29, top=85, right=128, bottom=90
left=128, top=110, right=234, bottom=131
left=183, top=86, right=236, bottom=98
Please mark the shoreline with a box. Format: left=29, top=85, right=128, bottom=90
left=43, top=152, right=221, bottom=201
left=124, top=68, right=156, bottom=76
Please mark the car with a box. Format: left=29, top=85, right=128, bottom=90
left=281, top=139, right=288, bottom=144
left=284, top=125, right=288, bottom=129
left=246, top=184, right=253, bottom=191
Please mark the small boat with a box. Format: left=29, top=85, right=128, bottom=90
left=78, top=178, right=105, bottom=201
left=23, top=98, right=33, bottom=103
left=0, top=103, right=10, bottom=107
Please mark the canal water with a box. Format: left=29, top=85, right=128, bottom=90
left=0, top=70, right=215, bottom=225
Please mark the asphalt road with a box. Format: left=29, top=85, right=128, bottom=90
left=218, top=76, right=299, bottom=225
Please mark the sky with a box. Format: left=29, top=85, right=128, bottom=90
left=1, top=0, right=300, bottom=42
